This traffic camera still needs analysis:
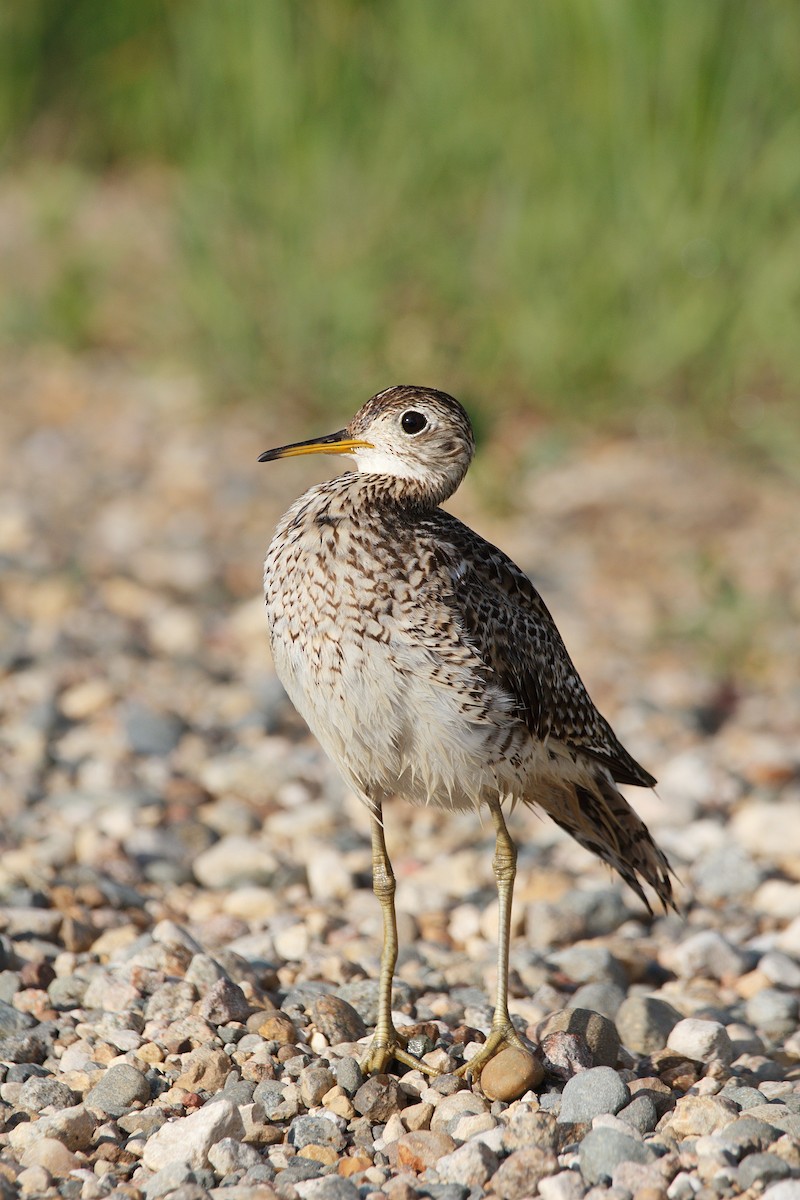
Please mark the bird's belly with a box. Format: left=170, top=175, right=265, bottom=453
left=268, top=597, right=525, bottom=811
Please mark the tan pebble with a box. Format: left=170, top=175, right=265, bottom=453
left=339, top=1154, right=373, bottom=1177
left=258, top=1013, right=299, bottom=1045
left=402, top=1101, right=434, bottom=1131
left=59, top=679, right=113, bottom=720
left=18, top=1166, right=53, bottom=1197
left=20, top=1137, right=80, bottom=1177
left=322, top=1085, right=356, bottom=1119
left=387, top=1130, right=457, bottom=1173
left=480, top=1046, right=544, bottom=1102
left=135, top=1042, right=165, bottom=1064
left=735, top=968, right=771, bottom=998
left=298, top=1144, right=339, bottom=1165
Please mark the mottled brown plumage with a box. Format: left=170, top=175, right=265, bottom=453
left=260, top=385, right=674, bottom=1078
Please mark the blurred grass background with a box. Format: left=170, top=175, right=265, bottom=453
left=1, top=0, right=799, bottom=457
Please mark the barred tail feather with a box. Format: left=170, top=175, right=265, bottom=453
left=534, top=767, right=675, bottom=913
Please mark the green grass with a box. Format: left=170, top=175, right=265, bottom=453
left=1, top=0, right=799, bottom=442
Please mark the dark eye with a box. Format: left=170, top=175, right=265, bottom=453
left=401, top=410, right=427, bottom=435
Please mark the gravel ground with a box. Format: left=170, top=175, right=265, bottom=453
left=1, top=355, right=799, bottom=1200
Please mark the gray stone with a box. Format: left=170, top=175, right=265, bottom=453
left=738, top=1154, right=791, bottom=1191
left=0, top=1000, right=35, bottom=1034
left=716, top=1114, right=781, bottom=1158
left=288, top=1114, right=346, bottom=1151
left=142, top=1162, right=196, bottom=1200
left=578, top=1126, right=655, bottom=1185
left=332, top=1056, right=363, bottom=1097
left=336, top=978, right=414, bottom=1026
left=693, top=844, right=763, bottom=900
left=253, top=1079, right=299, bottom=1121
left=47, top=975, right=89, bottom=1009
left=549, top=945, right=627, bottom=990
left=616, top=1094, right=658, bottom=1134
left=18, top=1075, right=78, bottom=1111
left=85, top=1063, right=151, bottom=1117
left=568, top=982, right=626, bottom=1019
left=746, top=988, right=799, bottom=1039
left=615, top=993, right=682, bottom=1054
left=206, top=1137, right=263, bottom=1173
left=558, top=1067, right=629, bottom=1124
left=0, top=1030, right=51, bottom=1063
left=718, top=1084, right=765, bottom=1110
left=436, top=1140, right=499, bottom=1187
left=123, top=701, right=185, bottom=755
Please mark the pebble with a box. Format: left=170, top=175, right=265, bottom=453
left=312, top=994, right=367, bottom=1043
left=479, top=1046, right=544, bottom=1101
left=662, top=1094, right=739, bottom=1137
left=745, top=987, right=799, bottom=1039
left=193, top=835, right=279, bottom=888
left=578, top=1126, right=655, bottom=1185
left=666, top=1017, right=733, bottom=1065
left=538, top=1007, right=620, bottom=1067
left=142, top=1097, right=245, bottom=1170
left=18, top=1137, right=80, bottom=1177
left=615, top=993, right=682, bottom=1053
left=353, top=1073, right=405, bottom=1121
left=558, top=1067, right=630, bottom=1123
left=288, top=1114, right=347, bottom=1151
left=207, top=1136, right=264, bottom=1173
left=489, top=1147, right=559, bottom=1199
left=669, top=929, right=747, bottom=981
left=387, top=1130, right=457, bottom=1172
left=295, top=1179, right=361, bottom=1200
left=436, top=1140, right=499, bottom=1187
left=85, top=1062, right=151, bottom=1116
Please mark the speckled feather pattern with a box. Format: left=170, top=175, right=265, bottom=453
left=263, top=386, right=674, bottom=912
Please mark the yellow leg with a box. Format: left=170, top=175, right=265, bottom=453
left=360, top=806, right=440, bottom=1076
left=457, top=796, right=527, bottom=1078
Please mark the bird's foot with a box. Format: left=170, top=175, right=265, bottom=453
left=360, top=1026, right=440, bottom=1076
left=455, top=1019, right=529, bottom=1080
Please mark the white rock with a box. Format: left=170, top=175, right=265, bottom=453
left=142, top=1098, right=245, bottom=1171
left=538, top=1170, right=586, bottom=1200
left=436, top=1140, right=499, bottom=1187
left=193, top=835, right=278, bottom=888
left=762, top=1183, right=800, bottom=1200
left=667, top=1018, right=733, bottom=1066
left=731, top=799, right=800, bottom=862
left=305, top=843, right=353, bottom=901
left=669, top=930, right=746, bottom=981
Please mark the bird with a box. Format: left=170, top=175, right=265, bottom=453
left=260, top=385, right=674, bottom=1079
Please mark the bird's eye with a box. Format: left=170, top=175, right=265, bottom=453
left=401, top=410, right=428, bottom=435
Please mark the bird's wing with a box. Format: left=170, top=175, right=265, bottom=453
left=427, top=514, right=655, bottom=788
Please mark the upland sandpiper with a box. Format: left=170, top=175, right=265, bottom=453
left=261, top=385, right=673, bottom=1078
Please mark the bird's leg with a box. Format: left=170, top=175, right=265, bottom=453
left=457, top=796, right=528, bottom=1078
left=360, top=806, right=439, bottom=1076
